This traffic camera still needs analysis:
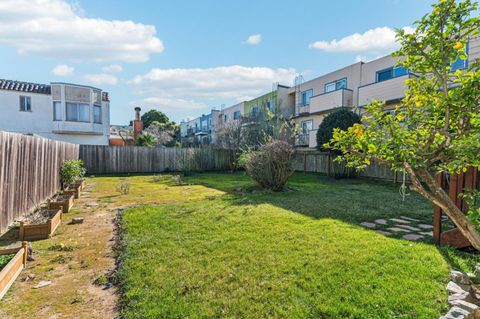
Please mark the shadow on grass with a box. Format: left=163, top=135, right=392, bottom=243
left=179, top=171, right=480, bottom=270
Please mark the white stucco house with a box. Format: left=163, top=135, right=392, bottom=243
left=0, top=79, right=110, bottom=145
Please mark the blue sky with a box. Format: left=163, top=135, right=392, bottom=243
left=0, top=0, right=436, bottom=124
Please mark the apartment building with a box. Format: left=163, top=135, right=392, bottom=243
left=292, top=35, right=479, bottom=149
left=0, top=79, right=110, bottom=145
left=243, top=85, right=293, bottom=123
left=216, top=102, right=245, bottom=129
left=179, top=109, right=220, bottom=146
left=291, top=62, right=363, bottom=148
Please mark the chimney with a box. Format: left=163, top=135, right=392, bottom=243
left=133, top=107, right=143, bottom=140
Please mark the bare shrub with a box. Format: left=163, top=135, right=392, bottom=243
left=116, top=178, right=131, bottom=195
left=245, top=140, right=294, bottom=191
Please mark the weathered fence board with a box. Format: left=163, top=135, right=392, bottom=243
left=79, top=145, right=232, bottom=174
left=292, top=150, right=406, bottom=182
left=0, top=132, right=79, bottom=234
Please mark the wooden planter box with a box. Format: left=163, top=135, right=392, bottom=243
left=74, top=179, right=86, bottom=190
left=64, top=184, right=82, bottom=199
left=19, top=209, right=62, bottom=241
left=48, top=194, right=74, bottom=214
left=0, top=242, right=28, bottom=299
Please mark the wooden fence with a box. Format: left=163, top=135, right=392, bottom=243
left=0, top=132, right=79, bottom=234
left=79, top=145, right=232, bottom=174
left=291, top=150, right=407, bottom=182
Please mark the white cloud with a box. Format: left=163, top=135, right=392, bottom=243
left=52, top=64, right=74, bottom=76
left=84, top=73, right=118, bottom=86
left=130, top=65, right=296, bottom=111
left=102, top=64, right=123, bottom=73
left=0, top=0, right=164, bottom=63
left=244, top=34, right=262, bottom=45
left=309, top=26, right=414, bottom=53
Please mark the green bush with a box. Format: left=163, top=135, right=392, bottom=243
left=135, top=133, right=156, bottom=147
left=316, top=109, right=361, bottom=151
left=61, top=160, right=86, bottom=188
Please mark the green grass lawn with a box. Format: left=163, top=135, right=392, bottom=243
left=117, top=173, right=479, bottom=319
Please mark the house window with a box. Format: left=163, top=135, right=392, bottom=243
left=376, top=66, right=408, bottom=82
left=93, top=105, right=101, bottom=123
left=252, top=106, right=259, bottom=116
left=325, top=78, right=347, bottom=93
left=301, top=89, right=313, bottom=106
left=233, top=110, right=241, bottom=120
left=19, top=96, right=31, bottom=112
left=53, top=102, right=62, bottom=121
left=268, top=99, right=275, bottom=112
left=224, top=114, right=228, bottom=122
left=66, top=102, right=89, bottom=122
left=201, top=119, right=208, bottom=130
left=301, top=120, right=313, bottom=134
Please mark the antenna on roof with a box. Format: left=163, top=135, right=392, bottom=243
left=294, top=74, right=304, bottom=115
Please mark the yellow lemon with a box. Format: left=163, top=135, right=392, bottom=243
left=453, top=42, right=464, bottom=50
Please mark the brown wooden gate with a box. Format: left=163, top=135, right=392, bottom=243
left=434, top=168, right=479, bottom=248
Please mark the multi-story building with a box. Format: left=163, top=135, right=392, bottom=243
left=291, top=35, right=479, bottom=149
left=291, top=62, right=363, bottom=148
left=243, top=84, right=293, bottom=123
left=180, top=109, right=220, bottom=146
left=0, top=79, right=110, bottom=145
left=215, top=102, right=245, bottom=132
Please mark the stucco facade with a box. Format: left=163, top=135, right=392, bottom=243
left=0, top=80, right=110, bottom=145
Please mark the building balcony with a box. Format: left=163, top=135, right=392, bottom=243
left=358, top=75, right=409, bottom=107
left=295, top=133, right=309, bottom=147
left=295, top=89, right=353, bottom=116
left=52, top=121, right=104, bottom=135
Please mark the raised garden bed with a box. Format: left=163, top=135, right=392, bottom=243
left=0, top=242, right=28, bottom=299
left=73, top=179, right=86, bottom=190
left=64, top=184, right=82, bottom=199
left=48, top=194, right=74, bottom=214
left=19, top=209, right=62, bottom=241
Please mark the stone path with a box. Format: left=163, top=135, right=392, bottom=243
left=359, top=216, right=434, bottom=242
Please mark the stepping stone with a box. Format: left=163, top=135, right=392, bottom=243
left=417, top=224, right=434, bottom=229
left=397, top=225, right=421, bottom=232
left=376, top=230, right=392, bottom=236
left=86, top=203, right=99, bottom=207
left=389, top=218, right=411, bottom=224
left=420, top=231, right=433, bottom=237
left=400, top=216, right=421, bottom=222
left=360, top=222, right=376, bottom=229
left=403, top=234, right=425, bottom=241
left=374, top=219, right=388, bottom=225
left=386, top=227, right=411, bottom=233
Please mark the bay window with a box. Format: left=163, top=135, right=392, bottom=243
left=66, top=103, right=89, bottom=122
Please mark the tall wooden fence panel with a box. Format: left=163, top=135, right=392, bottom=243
left=0, top=132, right=79, bottom=234
left=292, top=150, right=405, bottom=182
left=79, top=145, right=232, bottom=174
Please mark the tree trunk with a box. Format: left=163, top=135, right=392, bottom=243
left=404, top=164, right=480, bottom=250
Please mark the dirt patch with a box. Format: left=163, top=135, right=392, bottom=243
left=0, top=183, right=118, bottom=319
left=0, top=175, right=224, bottom=319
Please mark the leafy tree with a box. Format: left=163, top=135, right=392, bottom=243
left=135, top=133, right=156, bottom=147
left=329, top=0, right=480, bottom=248
left=141, top=109, right=169, bottom=129
left=316, top=109, right=361, bottom=151
left=145, top=121, right=180, bottom=147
